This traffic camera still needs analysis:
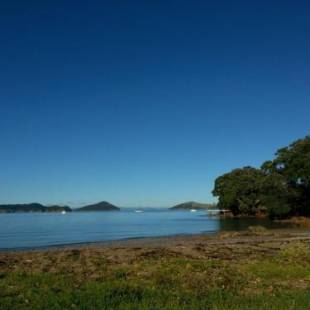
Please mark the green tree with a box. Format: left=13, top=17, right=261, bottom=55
left=261, top=135, right=310, bottom=216
left=213, top=135, right=310, bottom=218
left=212, top=167, right=266, bottom=216
left=213, top=167, right=291, bottom=218
left=259, top=172, right=291, bottom=219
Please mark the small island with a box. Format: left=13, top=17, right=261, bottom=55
left=170, top=201, right=215, bottom=210
left=0, top=203, right=71, bottom=213
left=74, top=201, right=120, bottom=212
left=0, top=201, right=120, bottom=213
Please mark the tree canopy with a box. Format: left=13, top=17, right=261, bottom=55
left=212, top=167, right=265, bottom=216
left=262, top=136, right=310, bottom=216
left=213, top=135, right=310, bottom=218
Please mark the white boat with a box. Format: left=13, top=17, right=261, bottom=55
left=190, top=209, right=197, bottom=212
left=61, top=210, right=66, bottom=214
left=135, top=210, right=143, bottom=213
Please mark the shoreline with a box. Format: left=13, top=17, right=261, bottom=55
left=1, top=226, right=310, bottom=254
left=0, top=231, right=219, bottom=253
left=0, top=216, right=299, bottom=253
left=1, top=226, right=310, bottom=308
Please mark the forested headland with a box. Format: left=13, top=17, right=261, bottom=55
left=213, top=135, right=310, bottom=219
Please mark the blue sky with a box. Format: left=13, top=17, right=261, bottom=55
left=0, top=1, right=309, bottom=207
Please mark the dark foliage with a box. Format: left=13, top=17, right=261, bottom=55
left=0, top=203, right=71, bottom=213
left=213, top=136, right=310, bottom=218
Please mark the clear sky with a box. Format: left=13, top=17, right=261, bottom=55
left=0, top=1, right=309, bottom=207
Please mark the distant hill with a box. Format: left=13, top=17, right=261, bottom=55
left=75, top=201, right=120, bottom=212
left=170, top=201, right=215, bottom=210
left=45, top=205, right=72, bottom=213
left=0, top=203, right=72, bottom=213
left=0, top=201, right=120, bottom=213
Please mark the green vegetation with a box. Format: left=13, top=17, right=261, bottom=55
left=213, top=135, right=310, bottom=219
left=0, top=201, right=120, bottom=213
left=0, top=203, right=71, bottom=214
left=0, top=240, right=310, bottom=309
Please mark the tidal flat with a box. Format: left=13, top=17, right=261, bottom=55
left=1, top=227, right=310, bottom=309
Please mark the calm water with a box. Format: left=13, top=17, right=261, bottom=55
left=0, top=209, right=285, bottom=250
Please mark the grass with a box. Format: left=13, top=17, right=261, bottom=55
left=0, top=238, right=310, bottom=309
